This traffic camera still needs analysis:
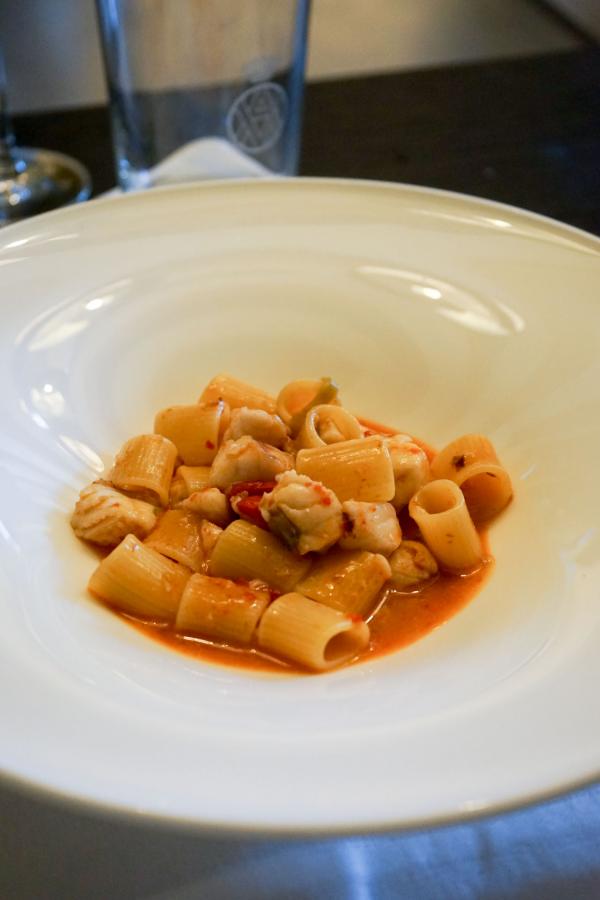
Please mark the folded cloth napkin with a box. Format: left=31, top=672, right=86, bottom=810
left=150, top=137, right=269, bottom=184
left=104, top=137, right=270, bottom=195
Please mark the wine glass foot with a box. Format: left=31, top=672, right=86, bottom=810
left=0, top=148, right=91, bottom=225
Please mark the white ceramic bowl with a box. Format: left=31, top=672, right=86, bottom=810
left=1, top=179, right=599, bottom=833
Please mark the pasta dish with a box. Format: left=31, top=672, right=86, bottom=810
left=70, top=375, right=512, bottom=673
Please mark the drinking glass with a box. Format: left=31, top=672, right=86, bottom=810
left=0, top=48, right=91, bottom=225
left=95, top=0, right=311, bottom=191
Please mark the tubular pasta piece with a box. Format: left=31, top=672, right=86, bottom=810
left=176, top=574, right=270, bottom=645
left=154, top=401, right=229, bottom=466
left=169, top=465, right=212, bottom=504
left=257, top=592, right=370, bottom=672
left=198, top=374, right=276, bottom=414
left=430, top=434, right=513, bottom=522
left=110, top=434, right=177, bottom=507
left=209, top=520, right=311, bottom=592
left=88, top=534, right=190, bottom=621
left=144, top=509, right=206, bottom=572
left=296, top=404, right=363, bottom=450
left=296, top=435, right=395, bottom=503
left=199, top=520, right=223, bottom=568
left=409, top=479, right=482, bottom=571
left=297, top=549, right=391, bottom=617
left=276, top=378, right=340, bottom=431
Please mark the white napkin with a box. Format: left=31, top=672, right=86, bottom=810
left=105, top=137, right=270, bottom=195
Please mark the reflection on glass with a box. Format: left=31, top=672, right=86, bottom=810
left=0, top=47, right=91, bottom=226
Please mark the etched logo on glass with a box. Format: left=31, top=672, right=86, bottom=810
left=226, top=83, right=288, bottom=155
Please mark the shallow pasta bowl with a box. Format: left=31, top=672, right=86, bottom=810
left=1, top=178, right=599, bottom=833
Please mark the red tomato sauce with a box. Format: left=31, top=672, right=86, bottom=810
left=99, top=418, right=496, bottom=675
left=122, top=536, right=491, bottom=675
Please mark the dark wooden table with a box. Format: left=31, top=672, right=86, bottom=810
left=12, top=48, right=600, bottom=234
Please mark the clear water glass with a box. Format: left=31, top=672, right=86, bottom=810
left=95, top=0, right=311, bottom=191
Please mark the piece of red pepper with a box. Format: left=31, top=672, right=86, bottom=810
left=226, top=480, right=277, bottom=499
left=232, top=494, right=270, bottom=530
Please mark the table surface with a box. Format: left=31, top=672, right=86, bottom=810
left=12, top=47, right=600, bottom=236
left=4, top=47, right=600, bottom=900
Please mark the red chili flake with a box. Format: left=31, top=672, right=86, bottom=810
left=452, top=454, right=466, bottom=469
left=347, top=614, right=364, bottom=623
left=110, top=503, right=120, bottom=508
left=205, top=440, right=215, bottom=449
left=312, top=483, right=332, bottom=505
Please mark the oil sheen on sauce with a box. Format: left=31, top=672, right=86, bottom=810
left=126, top=550, right=492, bottom=674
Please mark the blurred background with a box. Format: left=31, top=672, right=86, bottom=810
left=1, top=0, right=598, bottom=114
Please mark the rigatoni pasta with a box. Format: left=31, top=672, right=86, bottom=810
left=408, top=480, right=482, bottom=571
left=88, top=534, right=190, bottom=621
left=154, top=401, right=229, bottom=466
left=257, top=593, right=370, bottom=671
left=209, top=519, right=311, bottom=592
left=296, top=404, right=363, bottom=450
left=72, top=373, right=512, bottom=674
left=176, top=574, right=270, bottom=644
left=296, top=436, right=395, bottom=503
left=199, top=373, right=276, bottom=414
left=297, top=550, right=391, bottom=617
left=143, top=508, right=207, bottom=572
left=169, top=465, right=212, bottom=504
left=110, top=434, right=177, bottom=506
left=430, top=434, right=513, bottom=522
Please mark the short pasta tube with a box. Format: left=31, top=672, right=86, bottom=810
left=110, top=434, right=177, bottom=507
left=88, top=534, right=190, bottom=621
left=200, top=520, right=223, bottom=565
left=154, top=401, right=229, bottom=466
left=144, top=509, right=206, bottom=572
left=409, top=479, right=482, bottom=571
left=176, top=574, right=270, bottom=645
left=297, top=549, right=391, bottom=617
left=209, top=519, right=311, bottom=592
left=430, top=434, right=513, bottom=522
left=276, top=377, right=340, bottom=433
left=169, top=465, right=212, bottom=504
left=296, top=404, right=363, bottom=450
left=296, top=435, right=395, bottom=503
left=257, top=592, right=370, bottom=672
left=198, top=373, right=276, bottom=414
